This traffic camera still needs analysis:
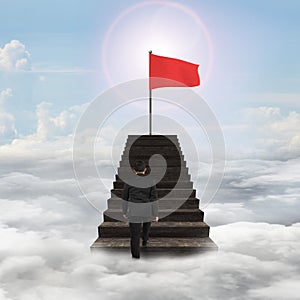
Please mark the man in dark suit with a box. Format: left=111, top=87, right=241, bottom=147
left=122, top=160, right=159, bottom=259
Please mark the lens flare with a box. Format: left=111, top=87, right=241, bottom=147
left=101, top=1, right=213, bottom=87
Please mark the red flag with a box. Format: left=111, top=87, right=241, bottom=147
left=149, top=53, right=200, bottom=90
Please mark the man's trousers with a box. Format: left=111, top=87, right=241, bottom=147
left=129, top=217, right=152, bottom=258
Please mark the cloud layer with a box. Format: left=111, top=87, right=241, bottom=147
left=0, top=89, right=300, bottom=299
left=0, top=221, right=300, bottom=300
left=1, top=134, right=300, bottom=299
left=224, top=106, right=300, bottom=160
left=203, top=158, right=300, bottom=226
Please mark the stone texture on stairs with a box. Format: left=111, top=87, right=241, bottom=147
left=90, top=134, right=218, bottom=253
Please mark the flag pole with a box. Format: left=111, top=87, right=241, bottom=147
left=149, top=50, right=152, bottom=136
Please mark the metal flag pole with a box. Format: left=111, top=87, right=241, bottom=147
left=149, top=50, right=152, bottom=136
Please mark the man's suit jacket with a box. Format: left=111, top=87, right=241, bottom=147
left=122, top=173, right=158, bottom=219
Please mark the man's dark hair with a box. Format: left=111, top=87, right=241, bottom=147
left=133, top=160, right=147, bottom=172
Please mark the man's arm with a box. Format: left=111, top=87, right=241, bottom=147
left=150, top=184, right=158, bottom=220
left=122, top=183, right=129, bottom=215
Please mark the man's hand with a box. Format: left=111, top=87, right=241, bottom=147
left=154, top=216, right=159, bottom=222
left=122, top=214, right=128, bottom=220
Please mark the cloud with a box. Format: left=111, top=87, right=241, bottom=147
left=0, top=106, right=298, bottom=299
left=203, top=158, right=300, bottom=226
left=204, top=202, right=257, bottom=225
left=1, top=103, right=300, bottom=229
left=33, top=101, right=88, bottom=141
left=0, top=170, right=101, bottom=245
left=224, top=106, right=300, bottom=160
left=0, top=88, right=13, bottom=106
left=0, top=97, right=300, bottom=298
left=247, top=279, right=300, bottom=299
left=0, top=222, right=300, bottom=299
left=0, top=88, right=17, bottom=140
left=0, top=40, right=31, bottom=71
left=1, top=97, right=87, bottom=144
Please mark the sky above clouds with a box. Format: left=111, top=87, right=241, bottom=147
left=0, top=0, right=300, bottom=299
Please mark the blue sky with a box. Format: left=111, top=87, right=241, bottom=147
left=1, top=0, right=299, bottom=125
left=0, top=0, right=299, bottom=162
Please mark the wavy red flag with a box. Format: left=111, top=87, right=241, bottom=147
left=149, top=53, right=200, bottom=90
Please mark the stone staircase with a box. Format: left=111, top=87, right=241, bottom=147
left=90, top=135, right=218, bottom=253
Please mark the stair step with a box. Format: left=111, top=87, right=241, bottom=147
left=118, top=166, right=188, bottom=173
left=119, top=160, right=187, bottom=167
left=115, top=174, right=191, bottom=182
left=107, top=198, right=200, bottom=209
left=122, top=152, right=184, bottom=159
left=123, top=145, right=182, bottom=153
left=113, top=180, right=193, bottom=189
left=126, top=140, right=180, bottom=147
left=117, top=169, right=189, bottom=182
left=103, top=208, right=204, bottom=222
left=120, top=157, right=185, bottom=167
left=127, top=135, right=178, bottom=140
left=119, top=165, right=187, bottom=171
left=111, top=188, right=196, bottom=198
left=122, top=150, right=183, bottom=158
left=98, top=221, right=209, bottom=238
left=90, top=237, right=218, bottom=252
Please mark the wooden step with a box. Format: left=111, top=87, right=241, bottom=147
left=119, top=158, right=186, bottom=167
left=117, top=171, right=189, bottom=181
left=118, top=166, right=187, bottom=172
left=113, top=180, right=193, bottom=189
left=125, top=140, right=180, bottom=147
left=119, top=160, right=187, bottom=168
left=118, top=166, right=188, bottom=175
left=91, top=237, right=218, bottom=252
left=115, top=173, right=191, bottom=182
left=123, top=145, right=182, bottom=154
left=126, top=135, right=178, bottom=140
left=98, top=221, right=210, bottom=238
left=103, top=208, right=204, bottom=222
left=122, top=152, right=184, bottom=160
left=107, top=198, right=200, bottom=209
left=111, top=188, right=196, bottom=198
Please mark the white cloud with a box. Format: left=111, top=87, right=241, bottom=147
left=205, top=202, right=257, bottom=225
left=0, top=97, right=300, bottom=298
left=0, top=112, right=16, bottom=137
left=34, top=101, right=82, bottom=140
left=0, top=88, right=12, bottom=106
left=224, top=106, right=300, bottom=160
left=203, top=158, right=300, bottom=226
left=0, top=170, right=101, bottom=245
left=1, top=99, right=87, bottom=143
left=0, top=107, right=298, bottom=299
left=248, top=279, right=300, bottom=299
left=0, top=222, right=299, bottom=299
left=0, top=88, right=17, bottom=140
left=0, top=40, right=31, bottom=71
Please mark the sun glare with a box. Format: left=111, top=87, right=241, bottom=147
left=101, top=1, right=213, bottom=87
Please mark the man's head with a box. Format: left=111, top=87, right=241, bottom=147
left=133, top=160, right=147, bottom=174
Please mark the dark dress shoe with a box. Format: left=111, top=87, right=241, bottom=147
left=132, top=255, right=140, bottom=259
